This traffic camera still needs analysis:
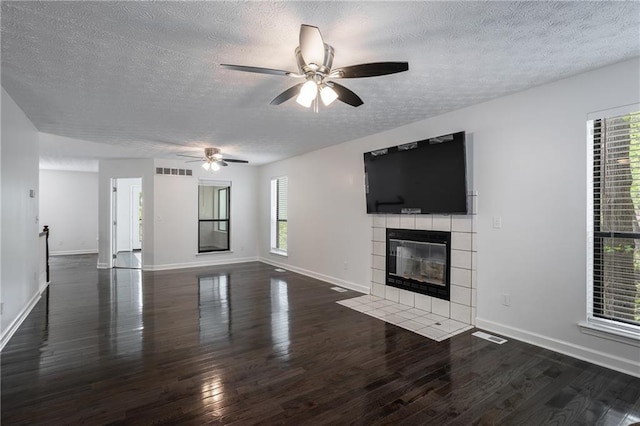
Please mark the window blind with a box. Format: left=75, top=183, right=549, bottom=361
left=277, top=177, right=288, bottom=221
left=593, top=111, right=640, bottom=326
left=275, top=177, right=288, bottom=251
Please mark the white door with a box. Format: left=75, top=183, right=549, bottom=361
left=111, top=179, right=118, bottom=267
left=130, top=185, right=142, bottom=250
left=112, top=178, right=143, bottom=269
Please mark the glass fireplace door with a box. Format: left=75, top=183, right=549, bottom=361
left=388, top=239, right=447, bottom=286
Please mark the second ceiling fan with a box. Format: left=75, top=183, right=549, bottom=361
left=221, top=24, right=409, bottom=109
left=178, top=148, right=248, bottom=171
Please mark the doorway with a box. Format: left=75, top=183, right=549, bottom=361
left=111, top=178, right=143, bottom=269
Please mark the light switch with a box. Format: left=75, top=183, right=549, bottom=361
left=492, top=216, right=502, bottom=229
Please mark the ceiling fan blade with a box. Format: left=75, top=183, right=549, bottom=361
left=220, top=64, right=300, bottom=77
left=299, top=24, right=325, bottom=66
left=184, top=159, right=205, bottom=163
left=223, top=158, right=249, bottom=164
left=270, top=82, right=305, bottom=105
left=333, top=62, right=409, bottom=78
left=330, top=82, right=364, bottom=107
left=216, top=160, right=228, bottom=167
left=177, top=154, right=203, bottom=159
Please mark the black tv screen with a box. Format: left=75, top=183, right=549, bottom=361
left=364, top=131, right=468, bottom=214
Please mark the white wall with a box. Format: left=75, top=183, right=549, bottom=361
left=97, top=159, right=155, bottom=268
left=259, top=145, right=373, bottom=293
left=39, top=169, right=99, bottom=255
left=1, top=88, right=42, bottom=346
left=151, top=159, right=259, bottom=270
left=98, top=158, right=259, bottom=270
left=258, top=58, right=640, bottom=376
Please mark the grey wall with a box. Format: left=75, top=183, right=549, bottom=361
left=1, top=88, right=42, bottom=346
left=39, top=169, right=99, bottom=255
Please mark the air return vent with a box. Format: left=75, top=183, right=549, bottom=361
left=472, top=331, right=508, bottom=344
left=156, top=168, right=192, bottom=176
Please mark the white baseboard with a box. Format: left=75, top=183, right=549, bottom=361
left=143, top=256, right=260, bottom=271
left=475, top=317, right=640, bottom=378
left=1, top=285, right=48, bottom=351
left=50, top=249, right=98, bottom=256
left=258, top=257, right=370, bottom=294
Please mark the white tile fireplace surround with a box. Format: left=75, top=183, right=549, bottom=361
left=370, top=194, right=477, bottom=326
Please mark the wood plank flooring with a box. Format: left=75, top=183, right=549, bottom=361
left=2, top=254, right=639, bottom=425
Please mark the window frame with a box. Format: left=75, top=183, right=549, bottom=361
left=584, top=105, right=640, bottom=345
left=198, top=181, right=231, bottom=253
left=270, top=176, right=288, bottom=256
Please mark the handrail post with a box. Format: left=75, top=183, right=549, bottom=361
left=43, top=225, right=50, bottom=283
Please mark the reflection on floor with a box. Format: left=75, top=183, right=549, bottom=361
left=115, top=250, right=142, bottom=269
left=337, top=294, right=473, bottom=342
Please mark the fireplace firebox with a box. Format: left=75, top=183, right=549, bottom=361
left=386, top=228, right=451, bottom=300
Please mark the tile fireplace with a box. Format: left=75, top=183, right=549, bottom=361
left=371, top=206, right=477, bottom=326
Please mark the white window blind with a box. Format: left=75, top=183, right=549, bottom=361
left=276, top=177, right=288, bottom=251
left=277, top=177, right=288, bottom=222
left=593, top=111, right=640, bottom=326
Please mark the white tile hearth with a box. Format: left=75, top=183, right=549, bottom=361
left=370, top=195, right=477, bottom=327
left=337, top=295, right=473, bottom=342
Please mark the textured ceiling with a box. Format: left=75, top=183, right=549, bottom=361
left=2, top=1, right=639, bottom=170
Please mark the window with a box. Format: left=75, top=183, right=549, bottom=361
left=591, top=110, right=640, bottom=330
left=271, top=176, right=288, bottom=254
left=198, top=181, right=230, bottom=252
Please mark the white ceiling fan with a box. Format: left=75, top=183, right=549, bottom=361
left=221, top=24, right=409, bottom=110
left=177, top=148, right=248, bottom=171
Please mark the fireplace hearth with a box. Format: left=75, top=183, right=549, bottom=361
left=386, top=228, right=451, bottom=300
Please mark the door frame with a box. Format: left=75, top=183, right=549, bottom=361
left=111, top=177, right=143, bottom=269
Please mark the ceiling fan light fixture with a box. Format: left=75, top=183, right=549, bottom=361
left=296, top=80, right=318, bottom=107
left=222, top=25, right=408, bottom=109
left=320, top=85, right=338, bottom=106
left=178, top=148, right=248, bottom=168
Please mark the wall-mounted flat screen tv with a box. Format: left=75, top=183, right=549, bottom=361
left=364, top=131, right=468, bottom=214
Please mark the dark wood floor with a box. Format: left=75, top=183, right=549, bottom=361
left=2, top=255, right=639, bottom=425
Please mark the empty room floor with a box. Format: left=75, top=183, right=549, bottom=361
left=2, top=255, right=639, bottom=424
